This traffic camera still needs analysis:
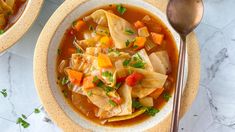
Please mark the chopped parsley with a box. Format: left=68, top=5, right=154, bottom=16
left=131, top=61, right=145, bottom=69
left=132, top=100, right=142, bottom=109
left=104, top=86, right=113, bottom=93
left=123, top=59, right=131, bottom=67
left=0, top=30, right=4, bottom=35
left=163, top=93, right=171, bottom=101
left=92, top=76, right=99, bottom=83
left=125, top=29, right=135, bottom=35
left=116, top=4, right=127, bottom=15
left=34, top=108, right=40, bottom=114
left=57, top=49, right=62, bottom=55
left=61, top=77, right=69, bottom=85
left=125, top=40, right=130, bottom=47
left=96, top=80, right=104, bottom=87
left=62, top=90, right=68, bottom=98
left=76, top=48, right=83, bottom=53
left=145, top=107, right=160, bottom=116
left=133, top=45, right=139, bottom=49
left=87, top=91, right=93, bottom=96
left=17, top=115, right=30, bottom=128
left=89, top=25, right=94, bottom=31
left=102, top=71, right=113, bottom=82
left=0, top=89, right=7, bottom=97
left=115, top=82, right=122, bottom=89
left=109, top=99, right=117, bottom=107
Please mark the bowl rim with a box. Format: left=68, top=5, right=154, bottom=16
left=34, top=0, right=200, bottom=131
left=0, top=0, right=44, bottom=53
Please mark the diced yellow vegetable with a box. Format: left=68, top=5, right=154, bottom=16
left=139, top=97, right=154, bottom=107
left=99, top=36, right=113, bottom=48
left=73, top=20, right=86, bottom=31
left=134, top=20, right=145, bottom=29
left=98, top=53, right=113, bottom=68
left=107, top=108, right=147, bottom=122
left=66, top=69, right=83, bottom=86
left=133, top=37, right=146, bottom=50
left=138, top=26, right=150, bottom=37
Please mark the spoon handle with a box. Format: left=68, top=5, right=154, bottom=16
left=170, top=35, right=186, bottom=132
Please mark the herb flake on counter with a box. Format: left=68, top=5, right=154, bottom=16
left=116, top=4, right=127, bottom=15
left=34, top=108, right=40, bottom=114
left=16, top=115, right=30, bottom=128
left=0, top=89, right=7, bottom=97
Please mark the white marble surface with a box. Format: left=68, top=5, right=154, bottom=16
left=0, top=0, right=235, bottom=131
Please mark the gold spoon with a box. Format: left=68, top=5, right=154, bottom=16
left=166, top=0, right=204, bottom=131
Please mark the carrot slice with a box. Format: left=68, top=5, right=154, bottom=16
left=66, top=69, right=83, bottom=85
left=83, top=76, right=96, bottom=89
left=73, top=20, right=86, bottom=31
left=151, top=32, right=164, bottom=45
left=134, top=21, right=145, bottom=29
left=133, top=37, right=146, bottom=50
left=98, top=53, right=113, bottom=68
left=149, top=88, right=164, bottom=99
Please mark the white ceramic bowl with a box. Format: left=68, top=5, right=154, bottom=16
left=0, top=0, right=44, bottom=53
left=34, top=0, right=190, bottom=131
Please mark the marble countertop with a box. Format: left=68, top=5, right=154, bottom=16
left=1, top=0, right=235, bottom=131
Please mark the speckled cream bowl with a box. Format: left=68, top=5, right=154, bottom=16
left=0, top=0, right=44, bottom=53
left=34, top=0, right=200, bottom=131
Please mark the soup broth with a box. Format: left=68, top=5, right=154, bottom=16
left=57, top=4, right=178, bottom=126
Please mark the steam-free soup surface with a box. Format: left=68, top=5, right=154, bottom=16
left=57, top=4, right=178, bottom=126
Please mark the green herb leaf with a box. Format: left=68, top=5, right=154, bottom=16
left=34, top=108, right=40, bottom=114
left=87, top=91, right=93, bottom=96
left=102, top=71, right=113, bottom=77
left=89, top=25, right=94, bottom=31
left=61, top=77, right=69, bottom=85
left=116, top=4, right=127, bottom=15
left=125, top=29, right=135, bottom=35
left=163, top=93, right=171, bottom=101
left=145, top=107, right=159, bottom=116
left=57, top=49, right=62, bottom=55
left=92, top=76, right=99, bottom=83
left=109, top=99, right=117, bottom=107
left=0, top=30, right=4, bottom=35
left=131, top=61, right=145, bottom=69
left=104, top=86, right=113, bottom=93
left=115, top=82, right=122, bottom=89
left=96, top=80, right=104, bottom=87
left=132, top=100, right=142, bottom=109
left=16, top=117, right=30, bottom=128
left=123, top=59, right=131, bottom=67
left=76, top=48, right=83, bottom=53
left=125, top=40, right=130, bottom=47
left=133, top=45, right=139, bottom=49
left=22, top=114, right=27, bottom=119
left=62, top=90, right=68, bottom=98
left=0, top=89, right=7, bottom=97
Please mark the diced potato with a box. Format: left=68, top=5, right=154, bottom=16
left=96, top=25, right=109, bottom=36
left=138, top=26, right=150, bottom=37
left=139, top=97, right=153, bottom=107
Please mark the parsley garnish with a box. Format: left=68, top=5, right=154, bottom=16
left=131, top=61, right=145, bottom=69
left=0, top=89, right=7, bottom=97
left=57, top=49, right=62, bottom=55
left=145, top=107, right=159, bottom=116
left=115, top=82, right=122, bottom=89
left=102, top=71, right=113, bottom=82
left=22, top=114, right=27, bottom=119
left=92, top=76, right=99, bottom=83
left=104, top=86, right=113, bottom=93
left=123, top=59, right=131, bottom=67
left=125, top=40, right=130, bottom=47
left=116, top=4, right=127, bottom=15
left=89, top=25, right=94, bottom=31
left=61, top=77, right=69, bottom=85
left=16, top=115, right=30, bottom=128
left=62, top=90, right=68, bottom=98
left=87, top=91, right=93, bottom=96
left=125, top=29, right=135, bottom=35
left=133, top=45, right=139, bottom=49
left=34, top=108, right=40, bottom=114
left=163, top=93, right=171, bottom=101
left=0, top=30, right=4, bottom=35
left=109, top=99, right=117, bottom=107
left=132, top=100, right=142, bottom=109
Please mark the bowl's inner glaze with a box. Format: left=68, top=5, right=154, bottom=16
left=47, top=0, right=185, bottom=131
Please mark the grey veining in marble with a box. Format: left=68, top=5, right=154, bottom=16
left=0, top=0, right=235, bottom=132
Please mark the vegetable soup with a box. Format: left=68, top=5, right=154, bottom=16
left=57, top=4, right=178, bottom=126
left=0, top=0, right=27, bottom=34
